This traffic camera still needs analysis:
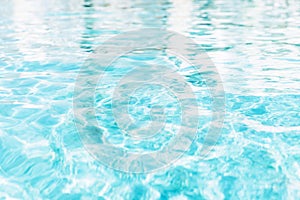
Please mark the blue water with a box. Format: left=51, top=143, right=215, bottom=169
left=1, top=0, right=300, bottom=199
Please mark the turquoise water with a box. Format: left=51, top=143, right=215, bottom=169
left=1, top=0, right=300, bottom=199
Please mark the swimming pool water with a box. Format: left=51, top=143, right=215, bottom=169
left=0, top=0, right=300, bottom=199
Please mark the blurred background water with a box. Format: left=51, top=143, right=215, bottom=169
left=0, top=0, right=300, bottom=199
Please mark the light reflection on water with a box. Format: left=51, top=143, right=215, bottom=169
left=0, top=0, right=299, bottom=199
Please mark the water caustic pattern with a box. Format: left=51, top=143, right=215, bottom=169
left=0, top=0, right=300, bottom=199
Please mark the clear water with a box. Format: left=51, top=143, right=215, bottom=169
left=1, top=0, right=300, bottom=199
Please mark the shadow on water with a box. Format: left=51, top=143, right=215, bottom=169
left=80, top=0, right=95, bottom=53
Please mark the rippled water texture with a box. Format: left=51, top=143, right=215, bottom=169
left=1, top=0, right=300, bottom=199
